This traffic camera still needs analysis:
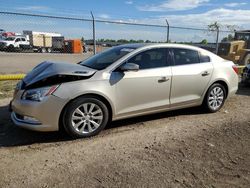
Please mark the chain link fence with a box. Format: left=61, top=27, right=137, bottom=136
left=0, top=11, right=236, bottom=53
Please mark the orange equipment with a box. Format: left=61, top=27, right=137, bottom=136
left=64, top=39, right=83, bottom=53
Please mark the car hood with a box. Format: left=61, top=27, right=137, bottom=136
left=23, top=61, right=97, bottom=88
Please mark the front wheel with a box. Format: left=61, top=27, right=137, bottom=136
left=63, top=97, right=109, bottom=138
left=203, top=83, right=226, bottom=113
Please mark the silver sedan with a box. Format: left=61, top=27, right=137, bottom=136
left=10, top=43, right=239, bottom=138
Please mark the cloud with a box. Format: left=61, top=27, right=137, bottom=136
left=161, top=8, right=250, bottom=28
left=138, top=0, right=209, bottom=11
left=97, top=14, right=111, bottom=19
left=125, top=1, right=133, bottom=5
left=224, top=2, right=247, bottom=7
left=16, top=6, right=51, bottom=12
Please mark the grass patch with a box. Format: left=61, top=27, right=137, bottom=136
left=0, top=80, right=18, bottom=99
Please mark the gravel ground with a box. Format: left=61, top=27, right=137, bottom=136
left=0, top=85, right=249, bottom=188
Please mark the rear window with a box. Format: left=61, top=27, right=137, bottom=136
left=199, top=52, right=211, bottom=63
left=173, top=48, right=200, bottom=66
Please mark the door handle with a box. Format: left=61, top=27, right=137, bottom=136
left=201, top=71, right=210, bottom=77
left=158, top=77, right=169, bottom=83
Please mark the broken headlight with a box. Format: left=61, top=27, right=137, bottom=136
left=22, top=85, right=59, bottom=102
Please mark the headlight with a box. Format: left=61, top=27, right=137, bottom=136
left=22, top=85, right=59, bottom=102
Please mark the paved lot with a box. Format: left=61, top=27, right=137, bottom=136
left=0, top=85, right=249, bottom=187
left=0, top=52, right=93, bottom=74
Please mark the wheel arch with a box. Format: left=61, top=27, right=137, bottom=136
left=243, top=52, right=250, bottom=65
left=204, top=80, right=229, bottom=100
left=59, top=93, right=114, bottom=131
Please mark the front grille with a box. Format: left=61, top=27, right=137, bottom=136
left=218, top=43, right=230, bottom=56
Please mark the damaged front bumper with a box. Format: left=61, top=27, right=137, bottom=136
left=11, top=91, right=67, bottom=132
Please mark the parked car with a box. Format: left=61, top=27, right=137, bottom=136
left=10, top=43, right=239, bottom=138
left=242, top=64, right=250, bottom=85
left=0, top=36, right=30, bottom=51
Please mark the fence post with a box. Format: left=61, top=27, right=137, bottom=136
left=165, top=19, right=170, bottom=43
left=215, top=28, right=219, bottom=54
left=91, top=11, right=96, bottom=55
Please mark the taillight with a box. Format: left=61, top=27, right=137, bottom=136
left=232, top=65, right=238, bottom=75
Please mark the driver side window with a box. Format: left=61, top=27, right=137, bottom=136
left=127, top=48, right=169, bottom=70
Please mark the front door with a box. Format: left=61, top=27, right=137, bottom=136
left=112, top=48, right=172, bottom=118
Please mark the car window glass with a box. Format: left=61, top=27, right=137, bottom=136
left=21, top=38, right=26, bottom=41
left=127, top=48, right=169, bottom=69
left=15, top=38, right=21, bottom=42
left=80, top=46, right=136, bottom=70
left=200, top=52, right=211, bottom=63
left=173, top=48, right=200, bottom=66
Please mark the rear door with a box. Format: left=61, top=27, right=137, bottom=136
left=170, top=48, right=213, bottom=106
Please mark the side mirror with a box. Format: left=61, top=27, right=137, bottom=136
left=119, top=63, right=139, bottom=72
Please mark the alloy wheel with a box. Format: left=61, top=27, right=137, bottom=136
left=208, top=86, right=224, bottom=111
left=71, top=103, right=103, bottom=134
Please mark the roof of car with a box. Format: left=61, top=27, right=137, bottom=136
left=118, top=43, right=148, bottom=49
left=118, top=43, right=205, bottom=51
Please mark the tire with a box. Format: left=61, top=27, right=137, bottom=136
left=47, top=48, right=52, bottom=53
left=41, top=48, right=46, bottom=53
left=203, top=83, right=226, bottom=113
left=63, top=97, right=109, bottom=138
left=243, top=54, right=250, bottom=66
left=7, top=45, right=15, bottom=52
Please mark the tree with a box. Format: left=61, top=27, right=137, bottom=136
left=208, top=21, right=220, bottom=32
left=117, top=39, right=129, bottom=43
left=81, top=37, right=85, bottom=43
left=200, top=39, right=208, bottom=44
left=137, top=39, right=144, bottom=43
left=221, top=34, right=234, bottom=42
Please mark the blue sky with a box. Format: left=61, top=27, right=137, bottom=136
left=0, top=0, right=250, bottom=42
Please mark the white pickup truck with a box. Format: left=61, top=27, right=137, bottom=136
left=0, top=36, right=30, bottom=51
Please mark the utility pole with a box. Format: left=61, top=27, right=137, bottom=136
left=166, top=19, right=170, bottom=43
left=91, top=11, right=96, bottom=55
left=216, top=28, right=219, bottom=55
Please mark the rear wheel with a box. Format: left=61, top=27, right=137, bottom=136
left=41, top=47, right=46, bottom=53
left=243, top=54, right=250, bottom=66
left=47, top=48, right=52, bottom=53
left=63, top=97, right=109, bottom=138
left=203, top=83, right=226, bottom=113
left=7, top=45, right=15, bottom=52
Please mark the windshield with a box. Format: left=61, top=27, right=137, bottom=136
left=80, top=46, right=136, bottom=70
left=5, top=37, right=15, bottom=41
left=235, top=32, right=250, bottom=41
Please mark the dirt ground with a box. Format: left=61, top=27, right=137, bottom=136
left=0, top=84, right=250, bottom=188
